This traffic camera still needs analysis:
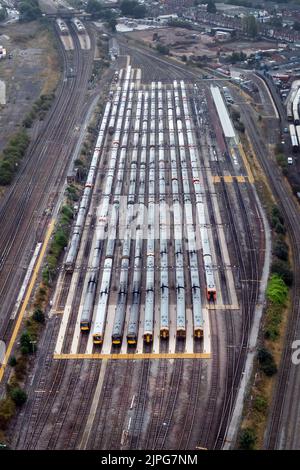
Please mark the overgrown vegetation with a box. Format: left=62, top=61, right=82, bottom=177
left=23, top=93, right=55, bottom=128
left=156, top=43, right=170, bottom=55
left=239, top=200, right=292, bottom=447
left=42, top=204, right=74, bottom=285
left=229, top=107, right=245, bottom=133
left=0, top=131, right=30, bottom=185
left=18, top=0, right=41, bottom=22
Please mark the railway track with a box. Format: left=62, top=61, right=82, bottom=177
left=0, top=24, right=95, bottom=350
left=238, top=104, right=300, bottom=449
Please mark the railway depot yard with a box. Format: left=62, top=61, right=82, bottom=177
left=4, top=55, right=265, bottom=450
left=51, top=67, right=258, bottom=359
left=0, top=21, right=60, bottom=153
left=0, top=13, right=285, bottom=451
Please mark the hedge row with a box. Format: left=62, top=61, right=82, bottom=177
left=0, top=131, right=30, bottom=185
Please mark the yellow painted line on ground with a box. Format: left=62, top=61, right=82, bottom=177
left=224, top=175, right=233, bottom=183
left=0, top=219, right=55, bottom=383
left=53, top=353, right=211, bottom=360
left=212, top=175, right=221, bottom=183
left=236, top=175, right=245, bottom=183
left=212, top=175, right=246, bottom=184
left=238, top=143, right=254, bottom=184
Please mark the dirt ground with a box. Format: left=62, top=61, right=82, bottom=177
left=0, top=20, right=61, bottom=152
left=127, top=27, right=217, bottom=59
left=127, top=27, right=280, bottom=61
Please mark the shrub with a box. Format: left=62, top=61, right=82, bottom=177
left=254, top=395, right=268, bottom=413
left=8, top=356, right=17, bottom=367
left=273, top=239, right=288, bottom=261
left=257, top=348, right=277, bottom=377
left=266, top=274, right=288, bottom=304
left=271, top=260, right=293, bottom=286
left=9, top=387, right=27, bottom=407
left=0, top=398, right=16, bottom=430
left=239, top=427, right=257, bottom=450
left=14, top=356, right=27, bottom=381
left=32, top=308, right=45, bottom=324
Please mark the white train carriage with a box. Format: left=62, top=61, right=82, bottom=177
left=127, top=234, right=143, bottom=345
left=111, top=258, right=129, bottom=345
left=176, top=269, right=186, bottom=338
left=290, top=124, right=299, bottom=151
left=143, top=256, right=155, bottom=343
left=293, top=88, right=300, bottom=125
left=92, top=259, right=113, bottom=344
left=57, top=19, right=68, bottom=35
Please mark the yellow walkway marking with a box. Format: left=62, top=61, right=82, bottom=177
left=238, top=143, right=254, bottom=183
left=53, top=353, right=211, bottom=360
left=212, top=175, right=246, bottom=183
left=0, top=220, right=55, bottom=383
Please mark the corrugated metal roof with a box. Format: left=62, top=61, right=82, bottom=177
left=210, top=85, right=236, bottom=139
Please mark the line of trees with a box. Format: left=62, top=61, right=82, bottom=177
left=18, top=0, right=41, bottom=22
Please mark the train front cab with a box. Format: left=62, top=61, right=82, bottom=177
left=143, top=332, right=153, bottom=344
left=207, top=287, right=217, bottom=302
left=194, top=328, right=204, bottom=339
left=160, top=327, right=169, bottom=339
left=176, top=328, right=186, bottom=339
left=93, top=334, right=103, bottom=345
left=80, top=321, right=90, bottom=332
left=112, top=334, right=122, bottom=346
left=127, top=334, right=137, bottom=346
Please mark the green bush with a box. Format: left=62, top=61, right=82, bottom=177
left=239, top=427, right=257, bottom=450
left=14, top=357, right=27, bottom=381
left=0, top=398, right=16, bottom=430
left=273, top=239, right=289, bottom=261
left=20, top=331, right=36, bottom=355
left=0, top=131, right=30, bottom=186
left=8, top=356, right=17, bottom=367
left=253, top=395, right=268, bottom=413
left=257, top=348, right=277, bottom=377
left=266, top=274, right=288, bottom=304
left=32, top=308, right=45, bottom=324
left=271, top=260, right=293, bottom=286
left=9, top=388, right=27, bottom=407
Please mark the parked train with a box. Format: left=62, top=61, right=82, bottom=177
left=287, top=85, right=300, bottom=152
left=72, top=18, right=85, bottom=34
left=56, top=19, right=68, bottom=35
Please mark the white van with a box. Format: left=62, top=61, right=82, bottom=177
left=288, top=157, right=293, bottom=165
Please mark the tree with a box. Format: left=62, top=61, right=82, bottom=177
left=10, top=387, right=27, bottom=406
left=33, top=308, right=45, bottom=324
left=120, top=1, right=146, bottom=18
left=294, top=21, right=300, bottom=32
left=108, top=17, right=117, bottom=32
left=239, top=427, right=257, bottom=450
left=242, top=15, right=258, bottom=38
left=0, top=7, right=7, bottom=22
left=86, top=0, right=103, bottom=17
left=271, top=259, right=293, bottom=286
left=156, top=43, right=169, bottom=55
left=273, top=239, right=288, bottom=261
left=257, top=348, right=278, bottom=377
left=19, top=0, right=41, bottom=22
left=206, top=0, right=217, bottom=13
